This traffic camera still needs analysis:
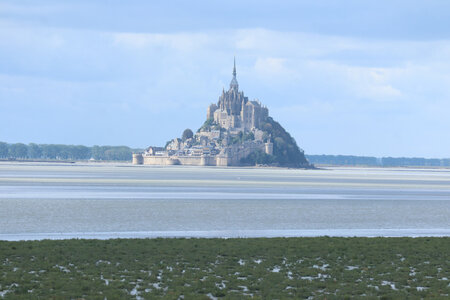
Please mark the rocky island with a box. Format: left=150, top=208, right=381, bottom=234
left=133, top=60, right=310, bottom=168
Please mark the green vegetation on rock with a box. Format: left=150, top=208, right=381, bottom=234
left=261, top=117, right=309, bottom=168
left=182, top=129, right=194, bottom=141
left=230, top=131, right=254, bottom=145
left=240, top=150, right=274, bottom=165
left=197, top=118, right=220, bottom=132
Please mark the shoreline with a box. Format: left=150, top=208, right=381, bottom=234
left=2, top=159, right=450, bottom=170
left=2, top=228, right=450, bottom=241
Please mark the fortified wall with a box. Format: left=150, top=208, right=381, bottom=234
left=133, top=140, right=272, bottom=167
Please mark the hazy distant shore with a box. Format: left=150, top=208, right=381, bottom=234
left=2, top=141, right=450, bottom=167
left=1, top=159, right=450, bottom=170
left=2, top=228, right=450, bottom=242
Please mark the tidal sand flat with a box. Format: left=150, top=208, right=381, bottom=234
left=0, top=162, right=449, bottom=240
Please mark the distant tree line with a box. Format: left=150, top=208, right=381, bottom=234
left=0, top=141, right=141, bottom=161
left=2, top=140, right=448, bottom=166
left=306, top=155, right=450, bottom=167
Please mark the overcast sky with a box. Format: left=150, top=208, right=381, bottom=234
left=1, top=0, right=450, bottom=157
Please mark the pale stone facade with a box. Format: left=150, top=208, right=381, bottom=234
left=209, top=60, right=268, bottom=132
left=133, top=59, right=273, bottom=166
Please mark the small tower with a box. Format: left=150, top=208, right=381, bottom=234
left=132, top=153, right=144, bottom=165
left=265, top=137, right=274, bottom=155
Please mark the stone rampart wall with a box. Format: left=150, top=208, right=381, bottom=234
left=142, top=155, right=218, bottom=166
left=137, top=142, right=267, bottom=167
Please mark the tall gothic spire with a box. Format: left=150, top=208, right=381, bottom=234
left=230, top=57, right=239, bottom=90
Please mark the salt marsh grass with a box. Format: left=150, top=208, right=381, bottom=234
left=0, top=237, right=449, bottom=299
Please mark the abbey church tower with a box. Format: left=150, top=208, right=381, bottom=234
left=207, top=59, right=268, bottom=131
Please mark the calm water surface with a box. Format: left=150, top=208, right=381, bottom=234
left=0, top=162, right=449, bottom=240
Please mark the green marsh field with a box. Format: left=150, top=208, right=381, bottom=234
left=1, top=237, right=449, bottom=299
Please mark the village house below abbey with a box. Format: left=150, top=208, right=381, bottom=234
left=133, top=59, right=309, bottom=167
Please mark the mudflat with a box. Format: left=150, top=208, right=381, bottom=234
left=0, top=162, right=449, bottom=240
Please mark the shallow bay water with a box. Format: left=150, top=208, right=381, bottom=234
left=0, top=162, right=449, bottom=240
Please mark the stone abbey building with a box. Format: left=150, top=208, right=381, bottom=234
left=208, top=60, right=268, bottom=132
left=133, top=60, right=274, bottom=166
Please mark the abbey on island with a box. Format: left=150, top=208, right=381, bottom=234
left=133, top=59, right=309, bottom=167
